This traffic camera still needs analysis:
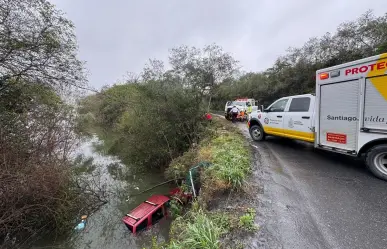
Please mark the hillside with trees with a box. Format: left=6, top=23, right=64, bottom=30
left=211, top=11, right=387, bottom=109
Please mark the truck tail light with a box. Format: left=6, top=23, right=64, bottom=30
left=319, top=72, right=329, bottom=80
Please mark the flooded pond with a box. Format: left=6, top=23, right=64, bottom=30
left=32, top=135, right=172, bottom=249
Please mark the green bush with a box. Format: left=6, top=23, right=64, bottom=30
left=78, top=82, right=207, bottom=171
left=77, top=45, right=238, bottom=172
left=238, top=208, right=258, bottom=232
left=182, top=213, right=221, bottom=249
left=168, top=199, right=184, bottom=218
left=165, top=149, right=198, bottom=180
left=209, top=212, right=237, bottom=233
left=169, top=209, right=222, bottom=249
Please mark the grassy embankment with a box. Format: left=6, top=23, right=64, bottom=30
left=155, top=116, right=258, bottom=249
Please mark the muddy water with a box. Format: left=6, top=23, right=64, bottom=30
left=32, top=135, right=172, bottom=249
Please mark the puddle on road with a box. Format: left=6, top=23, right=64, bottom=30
left=31, top=135, right=172, bottom=249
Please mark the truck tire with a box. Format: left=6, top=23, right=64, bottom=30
left=249, top=125, right=265, bottom=141
left=365, top=144, right=387, bottom=181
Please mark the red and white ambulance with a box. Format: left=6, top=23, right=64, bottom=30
left=248, top=53, right=387, bottom=180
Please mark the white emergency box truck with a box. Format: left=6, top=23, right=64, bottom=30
left=248, top=53, right=387, bottom=180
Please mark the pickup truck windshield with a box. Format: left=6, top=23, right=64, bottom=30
left=232, top=101, right=246, bottom=106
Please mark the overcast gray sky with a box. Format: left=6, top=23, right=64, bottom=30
left=50, top=0, right=386, bottom=89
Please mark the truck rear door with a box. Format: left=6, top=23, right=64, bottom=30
left=363, top=75, right=387, bottom=131
left=319, top=79, right=360, bottom=151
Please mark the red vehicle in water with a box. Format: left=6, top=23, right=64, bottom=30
left=122, top=195, right=170, bottom=235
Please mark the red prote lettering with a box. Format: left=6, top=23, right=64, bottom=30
left=359, top=66, right=368, bottom=73
left=369, top=63, right=377, bottom=71
left=342, top=61, right=385, bottom=76
left=377, top=62, right=386, bottom=70
left=352, top=68, right=359, bottom=74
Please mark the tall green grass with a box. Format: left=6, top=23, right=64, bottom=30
left=158, top=118, right=252, bottom=249
left=203, top=131, right=250, bottom=189
left=167, top=209, right=223, bottom=249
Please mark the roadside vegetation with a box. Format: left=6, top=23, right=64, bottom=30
left=200, top=121, right=250, bottom=191
left=156, top=117, right=257, bottom=249
left=165, top=116, right=251, bottom=193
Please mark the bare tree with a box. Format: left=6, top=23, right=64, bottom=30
left=0, top=1, right=105, bottom=246
left=0, top=0, right=86, bottom=92
left=169, top=44, right=239, bottom=111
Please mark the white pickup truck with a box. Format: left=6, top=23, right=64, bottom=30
left=248, top=53, right=387, bottom=180
left=224, top=98, right=258, bottom=120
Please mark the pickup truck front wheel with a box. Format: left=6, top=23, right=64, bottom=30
left=366, top=144, right=387, bottom=181
left=249, top=125, right=265, bottom=141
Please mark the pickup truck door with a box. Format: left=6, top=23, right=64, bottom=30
left=283, top=96, right=315, bottom=142
left=225, top=101, right=231, bottom=111
left=263, top=98, right=290, bottom=135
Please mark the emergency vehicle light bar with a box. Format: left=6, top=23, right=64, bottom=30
left=319, top=72, right=329, bottom=80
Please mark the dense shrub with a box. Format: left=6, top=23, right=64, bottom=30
left=0, top=0, right=102, bottom=245
left=0, top=82, right=107, bottom=246
left=77, top=45, right=238, bottom=170
left=78, top=81, right=207, bottom=170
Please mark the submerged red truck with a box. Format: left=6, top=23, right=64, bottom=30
left=122, top=195, right=170, bottom=235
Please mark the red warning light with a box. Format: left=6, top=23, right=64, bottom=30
left=319, top=72, right=329, bottom=80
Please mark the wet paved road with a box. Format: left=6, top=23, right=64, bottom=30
left=238, top=124, right=387, bottom=249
